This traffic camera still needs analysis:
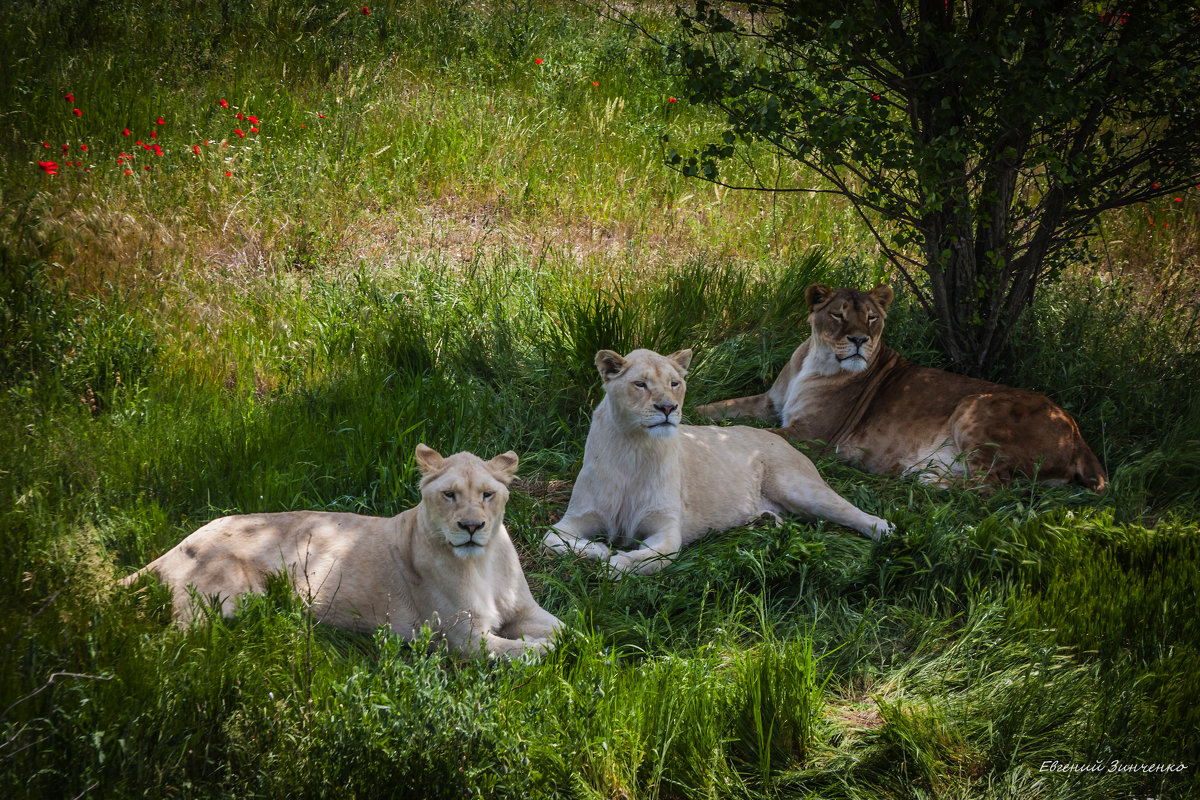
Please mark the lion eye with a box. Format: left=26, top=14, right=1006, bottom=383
left=868, top=315, right=879, bottom=323
left=670, top=381, right=680, bottom=388
left=442, top=490, right=456, bottom=501
left=633, top=380, right=647, bottom=389
left=482, top=491, right=494, bottom=501
left=831, top=312, right=844, bottom=321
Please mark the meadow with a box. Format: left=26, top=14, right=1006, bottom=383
left=2, top=1, right=1198, bottom=798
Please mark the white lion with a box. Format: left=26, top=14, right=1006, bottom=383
left=121, top=444, right=561, bottom=658
left=543, top=348, right=893, bottom=575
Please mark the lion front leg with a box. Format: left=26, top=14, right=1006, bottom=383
left=498, top=604, right=563, bottom=650
left=694, top=392, right=776, bottom=424
left=543, top=513, right=611, bottom=560
left=605, top=525, right=683, bottom=577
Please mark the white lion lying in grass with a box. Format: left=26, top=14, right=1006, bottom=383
left=543, top=348, right=893, bottom=575
left=122, top=444, right=561, bottom=658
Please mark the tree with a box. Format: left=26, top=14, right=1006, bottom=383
left=651, top=0, right=1200, bottom=373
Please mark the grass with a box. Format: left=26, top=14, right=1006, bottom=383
left=2, top=1, right=1199, bottom=798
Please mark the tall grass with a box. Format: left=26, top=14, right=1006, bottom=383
left=2, top=1, right=1198, bottom=798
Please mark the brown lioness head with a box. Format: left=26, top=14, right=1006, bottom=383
left=806, top=284, right=894, bottom=373
left=415, top=444, right=519, bottom=558
left=595, top=348, right=693, bottom=437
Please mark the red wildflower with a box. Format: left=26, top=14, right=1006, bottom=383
left=1176, top=197, right=1183, bottom=202
left=220, top=99, right=229, bottom=108
left=237, top=112, right=244, bottom=120
left=144, top=165, right=150, bottom=171
left=74, top=161, right=82, bottom=167
left=61, top=143, right=69, bottom=152
left=42, top=141, right=50, bottom=149
left=65, top=93, right=74, bottom=102
left=125, top=170, right=132, bottom=176
left=156, top=117, right=165, bottom=125
left=225, top=170, right=232, bottom=177
left=234, top=128, right=245, bottom=138
left=250, top=126, right=258, bottom=133
left=150, top=130, right=157, bottom=139
left=38, top=160, right=58, bottom=175
left=123, top=128, right=131, bottom=136
left=153, top=144, right=163, bottom=156
left=593, top=81, right=599, bottom=86
left=362, top=6, right=369, bottom=15
left=80, top=144, right=88, bottom=151
left=318, top=113, right=326, bottom=119
left=668, top=97, right=677, bottom=103
left=193, top=144, right=200, bottom=155
left=72, top=108, right=82, bottom=116
left=248, top=115, right=258, bottom=124
left=536, top=58, right=543, bottom=65
left=117, top=157, right=123, bottom=163
left=135, top=140, right=143, bottom=146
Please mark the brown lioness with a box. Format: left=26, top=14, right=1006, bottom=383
left=543, top=347, right=893, bottom=576
left=121, top=444, right=562, bottom=658
left=696, top=285, right=1107, bottom=491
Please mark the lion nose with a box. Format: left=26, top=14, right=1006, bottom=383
left=848, top=335, right=868, bottom=348
left=653, top=402, right=677, bottom=417
left=457, top=521, right=485, bottom=535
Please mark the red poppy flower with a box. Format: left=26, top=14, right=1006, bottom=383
left=150, top=130, right=157, bottom=139
left=153, top=144, right=163, bottom=156
left=117, top=157, right=123, bottom=163
left=120, top=152, right=131, bottom=159
left=125, top=170, right=132, bottom=176
left=72, top=108, right=82, bottom=116
left=155, top=117, right=164, bottom=125
left=61, top=143, right=69, bottom=151
left=234, top=128, right=245, bottom=138
left=248, top=115, right=258, bottom=124
left=220, top=99, right=229, bottom=108
left=38, top=160, right=58, bottom=175
left=237, top=112, right=244, bottom=120
left=193, top=144, right=201, bottom=155
left=1176, top=197, right=1183, bottom=202
left=42, top=141, right=50, bottom=149
left=250, top=126, right=258, bottom=133
left=144, top=165, right=151, bottom=171
left=536, top=58, right=543, bottom=65
left=593, top=81, right=599, bottom=86
left=80, top=144, right=88, bottom=151
left=362, top=6, right=369, bottom=15
left=65, top=93, right=74, bottom=102
left=75, top=161, right=82, bottom=167
left=225, top=170, right=232, bottom=177
left=301, top=124, right=306, bottom=128
left=668, top=97, right=677, bottom=103
left=123, top=128, right=131, bottom=136
left=317, top=113, right=326, bottom=119
left=135, top=140, right=143, bottom=146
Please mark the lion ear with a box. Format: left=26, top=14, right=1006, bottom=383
left=487, top=451, right=520, bottom=485
left=869, top=285, right=895, bottom=311
left=667, top=348, right=693, bottom=375
left=595, top=350, right=627, bottom=381
left=414, top=443, right=445, bottom=476
left=806, top=284, right=836, bottom=309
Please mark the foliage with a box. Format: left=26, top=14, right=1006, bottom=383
left=659, top=0, right=1200, bottom=372
left=0, top=1, right=1197, bottom=799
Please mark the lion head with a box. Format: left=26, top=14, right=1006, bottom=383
left=415, top=444, right=519, bottom=558
left=806, top=284, right=894, bottom=374
left=594, top=348, right=693, bottom=438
